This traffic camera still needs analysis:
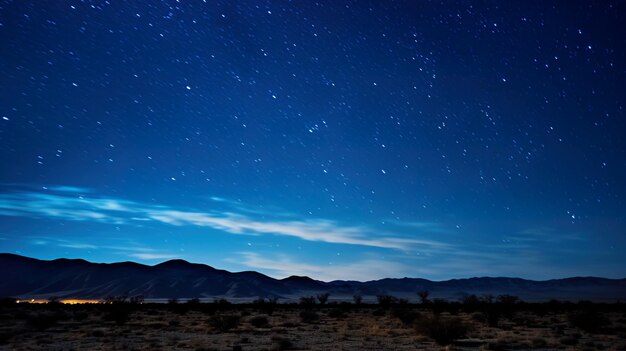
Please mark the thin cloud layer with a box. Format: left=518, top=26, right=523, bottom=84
left=0, top=188, right=447, bottom=251
left=129, top=252, right=178, bottom=260
left=31, top=237, right=178, bottom=262
left=235, top=252, right=411, bottom=282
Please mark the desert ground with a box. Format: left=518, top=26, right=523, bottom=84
left=0, top=298, right=625, bottom=350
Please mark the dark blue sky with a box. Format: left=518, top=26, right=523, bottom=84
left=1, top=1, right=624, bottom=281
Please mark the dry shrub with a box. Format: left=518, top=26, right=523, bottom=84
left=392, top=308, right=421, bottom=325
left=559, top=336, right=578, bottom=346
left=568, top=310, right=610, bottom=333
left=249, top=315, right=270, bottom=328
left=299, top=310, right=318, bottom=323
left=0, top=332, right=12, bottom=345
left=27, top=310, right=69, bottom=330
left=327, top=308, right=345, bottom=319
left=531, top=337, right=548, bottom=348
left=414, top=315, right=469, bottom=345
left=271, top=336, right=295, bottom=350
left=208, top=314, right=240, bottom=332
left=104, top=305, right=133, bottom=325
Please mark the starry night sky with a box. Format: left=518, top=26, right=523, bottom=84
left=1, top=1, right=625, bottom=281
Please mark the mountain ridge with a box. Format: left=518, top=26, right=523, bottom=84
left=1, top=253, right=625, bottom=301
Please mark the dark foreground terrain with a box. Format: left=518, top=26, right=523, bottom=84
left=1, top=297, right=625, bottom=350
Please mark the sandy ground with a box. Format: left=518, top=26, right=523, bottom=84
left=0, top=303, right=625, bottom=350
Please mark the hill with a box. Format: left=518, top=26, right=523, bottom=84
left=1, top=253, right=625, bottom=301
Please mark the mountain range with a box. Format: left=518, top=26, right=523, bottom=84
left=1, top=253, right=625, bottom=302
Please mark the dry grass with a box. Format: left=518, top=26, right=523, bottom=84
left=0, top=303, right=624, bottom=350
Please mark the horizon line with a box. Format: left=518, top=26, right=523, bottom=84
left=2, top=252, right=624, bottom=283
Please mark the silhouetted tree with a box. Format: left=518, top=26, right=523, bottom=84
left=496, top=294, right=519, bottom=305
left=129, top=295, right=144, bottom=304
left=316, top=293, right=330, bottom=305
left=266, top=296, right=279, bottom=304
left=47, top=296, right=62, bottom=305
left=417, top=290, right=430, bottom=304
left=352, top=293, right=363, bottom=305
left=462, top=294, right=479, bottom=305
left=481, top=294, right=494, bottom=304
left=253, top=296, right=277, bottom=315
left=376, top=294, right=398, bottom=308
left=104, top=295, right=128, bottom=304
left=299, top=296, right=316, bottom=307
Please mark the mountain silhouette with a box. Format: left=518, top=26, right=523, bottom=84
left=1, top=253, right=625, bottom=301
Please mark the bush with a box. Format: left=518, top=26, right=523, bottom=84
left=417, top=290, right=430, bottom=304
left=27, top=311, right=69, bottom=330
left=129, top=295, right=144, bottom=304
left=392, top=308, right=421, bottom=326
left=253, top=297, right=277, bottom=315
left=431, top=298, right=448, bottom=315
left=271, top=336, right=295, bottom=350
left=47, top=296, right=62, bottom=306
left=482, top=304, right=501, bottom=327
left=559, top=336, right=578, bottom=346
left=299, top=296, right=316, bottom=307
left=496, top=294, right=519, bottom=305
left=0, top=332, right=12, bottom=345
left=187, top=298, right=201, bottom=305
left=372, top=308, right=386, bottom=316
left=531, top=337, right=548, bottom=348
left=73, top=310, right=89, bottom=321
left=485, top=340, right=510, bottom=351
left=462, top=294, right=480, bottom=306
left=327, top=308, right=345, bottom=319
left=213, top=298, right=231, bottom=308
left=186, top=298, right=202, bottom=311
left=316, top=293, right=330, bottom=305
left=105, top=305, right=133, bottom=325
left=299, top=310, right=319, bottom=323
left=414, top=316, right=469, bottom=345
left=0, top=297, right=16, bottom=306
left=249, top=315, right=270, bottom=328
left=568, top=310, right=610, bottom=333
left=376, top=294, right=398, bottom=308
left=104, top=295, right=128, bottom=304
left=352, top=294, right=362, bottom=305
left=472, top=312, right=487, bottom=323
left=27, top=313, right=57, bottom=330
left=208, top=314, right=240, bottom=332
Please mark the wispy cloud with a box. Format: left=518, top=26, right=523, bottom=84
left=207, top=196, right=297, bottom=217
left=386, top=220, right=449, bottom=233
left=0, top=189, right=448, bottom=251
left=490, top=227, right=585, bottom=250
left=46, top=185, right=92, bottom=193
left=234, top=252, right=411, bottom=282
left=0, top=192, right=132, bottom=224
left=58, top=242, right=98, bottom=249
left=0, top=183, right=92, bottom=194
left=146, top=210, right=447, bottom=250
left=128, top=252, right=178, bottom=260
left=29, top=236, right=177, bottom=261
